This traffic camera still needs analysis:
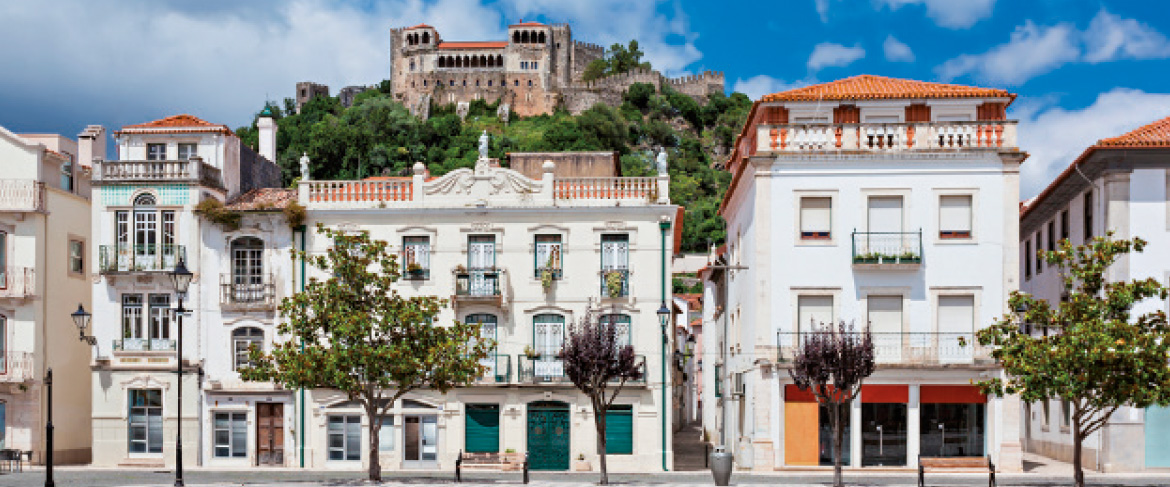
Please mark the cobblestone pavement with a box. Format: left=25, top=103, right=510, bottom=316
left=4, top=468, right=1170, bottom=487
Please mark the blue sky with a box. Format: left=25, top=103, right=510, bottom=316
left=1, top=0, right=1169, bottom=197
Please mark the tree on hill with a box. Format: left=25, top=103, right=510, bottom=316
left=976, top=234, right=1170, bottom=487
left=582, top=40, right=653, bottom=82
left=240, top=225, right=492, bottom=482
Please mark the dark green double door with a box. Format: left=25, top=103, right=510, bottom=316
left=527, top=401, right=570, bottom=470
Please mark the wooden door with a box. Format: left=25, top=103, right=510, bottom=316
left=256, top=403, right=284, bottom=466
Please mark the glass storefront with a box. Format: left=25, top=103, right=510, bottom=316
left=818, top=403, right=851, bottom=466
left=920, top=403, right=985, bottom=457
left=862, top=403, right=907, bottom=466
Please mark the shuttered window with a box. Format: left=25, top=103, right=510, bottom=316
left=797, top=295, right=833, bottom=330
left=937, top=295, right=975, bottom=334
left=868, top=197, right=903, bottom=233
left=939, top=195, right=972, bottom=238
left=867, top=296, right=903, bottom=334
left=465, top=404, right=500, bottom=453
left=800, top=197, right=832, bottom=239
left=605, top=405, right=633, bottom=454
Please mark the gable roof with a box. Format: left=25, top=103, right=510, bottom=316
left=406, top=23, right=433, bottom=29
left=1097, top=116, right=1170, bottom=147
left=760, top=75, right=1015, bottom=104
left=225, top=188, right=297, bottom=211
left=116, top=114, right=233, bottom=136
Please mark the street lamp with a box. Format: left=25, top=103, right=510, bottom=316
left=657, top=302, right=671, bottom=342
left=72, top=304, right=95, bottom=345
left=169, top=259, right=193, bottom=487
left=43, top=368, right=53, bottom=487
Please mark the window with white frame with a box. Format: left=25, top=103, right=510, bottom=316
left=177, top=143, right=197, bottom=161
left=0, top=315, right=6, bottom=375
left=233, top=327, right=264, bottom=371
left=60, top=154, right=74, bottom=191
left=122, top=294, right=144, bottom=340
left=328, top=415, right=362, bottom=461
left=797, top=295, right=833, bottom=331
left=403, top=236, right=430, bottom=279
left=69, top=239, right=84, bottom=275
left=128, top=389, right=163, bottom=454
left=799, top=197, right=832, bottom=240
left=146, top=143, right=166, bottom=161
left=939, top=195, right=972, bottom=239
left=115, top=195, right=178, bottom=271
left=213, top=412, right=247, bottom=458
left=379, top=417, right=394, bottom=452
left=230, top=237, right=264, bottom=301
left=535, top=234, right=562, bottom=278
left=600, top=314, right=632, bottom=347
left=867, top=295, right=903, bottom=335
left=148, top=294, right=171, bottom=341
left=533, top=314, right=565, bottom=358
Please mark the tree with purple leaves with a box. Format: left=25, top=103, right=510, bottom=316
left=560, top=309, right=646, bottom=485
left=789, top=321, right=875, bottom=487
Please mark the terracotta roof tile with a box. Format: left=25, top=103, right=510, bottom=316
left=510, top=20, right=545, bottom=26
left=406, top=23, right=433, bottom=29
left=225, top=188, right=297, bottom=211
left=760, top=75, right=1015, bottom=104
left=438, top=41, right=508, bottom=50
left=1097, top=116, right=1170, bottom=147
left=118, top=114, right=234, bottom=136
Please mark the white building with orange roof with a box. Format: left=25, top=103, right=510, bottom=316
left=703, top=75, right=1026, bottom=471
left=0, top=124, right=100, bottom=464
left=1020, top=115, right=1170, bottom=472
left=89, top=112, right=281, bottom=467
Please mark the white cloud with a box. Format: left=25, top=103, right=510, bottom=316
left=1015, top=88, right=1170, bottom=198
left=1083, top=9, right=1170, bottom=63
left=807, top=42, right=865, bottom=72
left=882, top=35, right=915, bottom=62
left=813, top=0, right=833, bottom=22
left=731, top=75, right=811, bottom=101
left=877, top=0, right=995, bottom=29
left=936, top=9, right=1170, bottom=86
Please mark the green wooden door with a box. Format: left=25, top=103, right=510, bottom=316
left=465, top=404, right=500, bottom=453
left=605, top=406, right=633, bottom=455
left=527, top=402, right=570, bottom=470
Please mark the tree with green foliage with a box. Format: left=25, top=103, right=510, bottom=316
left=976, top=234, right=1170, bottom=487
left=581, top=40, right=652, bottom=82
left=240, top=225, right=492, bottom=482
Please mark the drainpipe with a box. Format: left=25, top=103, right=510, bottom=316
left=297, top=225, right=307, bottom=468
left=659, top=218, right=671, bottom=472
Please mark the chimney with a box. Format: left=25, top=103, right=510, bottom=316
left=258, top=106, right=278, bottom=163
left=76, top=125, right=106, bottom=168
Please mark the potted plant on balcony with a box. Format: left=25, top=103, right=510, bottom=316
left=540, top=255, right=557, bottom=293
left=523, top=345, right=540, bottom=360
left=604, top=270, right=624, bottom=298
left=454, top=263, right=467, bottom=274
left=574, top=453, right=592, bottom=471
left=405, top=261, right=425, bottom=279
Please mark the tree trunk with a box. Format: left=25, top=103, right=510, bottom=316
left=1072, top=428, right=1084, bottom=487
left=596, top=404, right=609, bottom=485
left=832, top=402, right=844, bottom=487
left=368, top=413, right=382, bottom=482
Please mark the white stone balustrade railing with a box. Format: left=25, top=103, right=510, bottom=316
left=757, top=120, right=1018, bottom=154
left=554, top=177, right=658, bottom=201
left=0, top=351, right=34, bottom=382
left=306, top=179, right=413, bottom=204
left=0, top=267, right=35, bottom=298
left=94, top=157, right=224, bottom=188
left=0, top=180, right=45, bottom=212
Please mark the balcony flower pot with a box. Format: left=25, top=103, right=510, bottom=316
left=709, top=446, right=733, bottom=486
left=605, top=270, right=624, bottom=298
left=540, top=268, right=555, bottom=292
left=523, top=346, right=540, bottom=360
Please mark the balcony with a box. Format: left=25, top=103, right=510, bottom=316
left=220, top=274, right=276, bottom=311
left=754, top=120, right=1018, bottom=154
left=554, top=177, right=659, bottom=202
left=0, top=180, right=45, bottom=213
left=0, top=351, right=34, bottom=383
left=93, top=158, right=223, bottom=189
left=455, top=268, right=504, bottom=301
left=113, top=338, right=177, bottom=352
left=477, top=354, right=512, bottom=383
left=852, top=231, right=922, bottom=269
left=516, top=354, right=646, bottom=384
left=99, top=244, right=186, bottom=273
left=600, top=268, right=630, bottom=298
left=777, top=332, right=993, bottom=366
left=0, top=267, right=35, bottom=299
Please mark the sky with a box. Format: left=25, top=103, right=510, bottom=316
left=1, top=0, right=1169, bottom=198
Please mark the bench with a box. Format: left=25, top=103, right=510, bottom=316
left=0, top=450, right=30, bottom=473
left=918, top=455, right=995, bottom=487
left=455, top=450, right=529, bottom=484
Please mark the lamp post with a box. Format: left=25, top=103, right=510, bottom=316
left=169, top=259, right=193, bottom=487
left=43, top=368, right=53, bottom=487
left=72, top=304, right=95, bottom=345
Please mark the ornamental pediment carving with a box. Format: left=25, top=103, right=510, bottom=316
left=423, top=159, right=540, bottom=202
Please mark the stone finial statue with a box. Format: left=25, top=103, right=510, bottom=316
left=299, top=152, right=310, bottom=180
left=479, top=130, right=490, bottom=160
left=656, top=148, right=668, bottom=175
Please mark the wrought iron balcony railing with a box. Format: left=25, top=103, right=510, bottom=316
left=99, top=244, right=186, bottom=273
left=220, top=274, right=276, bottom=310
left=113, top=338, right=177, bottom=352
left=455, top=269, right=502, bottom=298
left=601, top=268, right=630, bottom=298
left=517, top=354, right=646, bottom=384
left=776, top=331, right=992, bottom=365
left=852, top=231, right=923, bottom=266
left=477, top=354, right=511, bottom=383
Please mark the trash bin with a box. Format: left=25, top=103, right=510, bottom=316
left=709, top=445, right=733, bottom=486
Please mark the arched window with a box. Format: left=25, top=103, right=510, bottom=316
left=133, top=193, right=156, bottom=206
left=470, top=56, right=478, bottom=68
left=600, top=314, right=632, bottom=347
left=456, top=56, right=462, bottom=68
left=463, top=55, right=470, bottom=67
left=437, top=57, right=445, bottom=68
left=480, top=55, right=487, bottom=67
left=512, top=31, right=521, bottom=43
left=533, top=314, right=566, bottom=359
left=496, top=55, right=503, bottom=66
left=528, top=80, right=533, bottom=87
left=538, top=32, right=546, bottom=44
left=421, top=32, right=430, bottom=44
left=229, top=237, right=264, bottom=303
left=521, top=31, right=529, bottom=43
left=232, top=327, right=264, bottom=370
left=410, top=60, right=416, bottom=71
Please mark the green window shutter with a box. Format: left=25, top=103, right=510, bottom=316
left=604, top=406, right=633, bottom=455
left=465, top=404, right=500, bottom=453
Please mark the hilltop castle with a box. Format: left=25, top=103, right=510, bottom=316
left=371, top=21, right=723, bottom=117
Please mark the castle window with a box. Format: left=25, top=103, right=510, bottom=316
left=450, top=80, right=455, bottom=86
left=533, top=62, right=538, bottom=70
left=521, top=61, right=527, bottom=69
left=497, top=55, right=503, bottom=65
left=528, top=80, right=533, bottom=87
left=410, top=60, right=416, bottom=71
left=513, top=31, right=520, bottom=43
left=538, top=32, right=546, bottom=44
left=423, top=80, right=427, bottom=87
left=522, top=31, right=530, bottom=43
left=514, top=80, right=519, bottom=87
left=422, top=32, right=430, bottom=44
left=463, top=80, right=467, bottom=86
left=476, top=80, right=480, bottom=86
left=488, top=80, right=493, bottom=86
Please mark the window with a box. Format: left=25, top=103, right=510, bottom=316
left=0, top=401, right=5, bottom=449
left=468, top=235, right=496, bottom=270
left=1084, top=191, right=1093, bottom=241
left=1061, top=399, right=1072, bottom=428
left=449, top=80, right=454, bottom=86
left=599, top=314, right=632, bottom=348
left=403, top=236, right=430, bottom=279
left=146, top=143, right=166, bottom=161
left=213, top=412, right=247, bottom=458
left=488, top=80, right=492, bottom=87
left=0, top=315, right=6, bottom=375
left=379, top=417, right=394, bottom=452
left=177, top=143, right=197, bottom=161
left=867, top=295, right=903, bottom=337
left=1047, top=220, right=1056, bottom=254
left=939, top=195, right=973, bottom=239
left=0, top=231, right=7, bottom=286
left=514, top=80, right=519, bottom=86
left=799, top=197, right=831, bottom=240
left=528, top=80, right=533, bottom=86
left=714, top=364, right=722, bottom=398
left=533, top=314, right=565, bottom=358
left=122, top=294, right=144, bottom=340
left=1060, top=210, right=1069, bottom=242
left=128, top=389, right=163, bottom=454
left=148, top=294, right=171, bottom=341
left=601, top=234, right=629, bottom=297
left=937, top=295, right=975, bottom=361
left=233, top=327, right=264, bottom=371
left=797, top=295, right=833, bottom=330
left=60, top=154, right=74, bottom=191
left=1035, top=231, right=1043, bottom=274
left=230, top=237, right=264, bottom=301
left=1042, top=401, right=1051, bottom=428
left=328, top=415, right=361, bottom=461
left=532, top=62, right=538, bottom=70
left=604, top=405, right=633, bottom=454
left=534, top=234, right=562, bottom=278
left=521, top=61, right=528, bottom=69
left=1024, top=240, right=1032, bottom=280
left=69, top=240, right=84, bottom=275
left=115, top=197, right=178, bottom=271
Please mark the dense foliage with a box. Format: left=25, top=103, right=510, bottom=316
left=236, top=78, right=751, bottom=252
left=976, top=234, right=1170, bottom=487
left=240, top=225, right=492, bottom=481
left=581, top=40, right=653, bottom=82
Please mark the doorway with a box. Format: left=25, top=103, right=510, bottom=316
left=403, top=415, right=438, bottom=467
left=527, top=401, right=570, bottom=470
left=256, top=403, right=284, bottom=466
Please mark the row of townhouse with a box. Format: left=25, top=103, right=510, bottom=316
left=85, top=113, right=682, bottom=471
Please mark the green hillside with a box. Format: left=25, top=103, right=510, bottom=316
left=236, top=80, right=750, bottom=253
